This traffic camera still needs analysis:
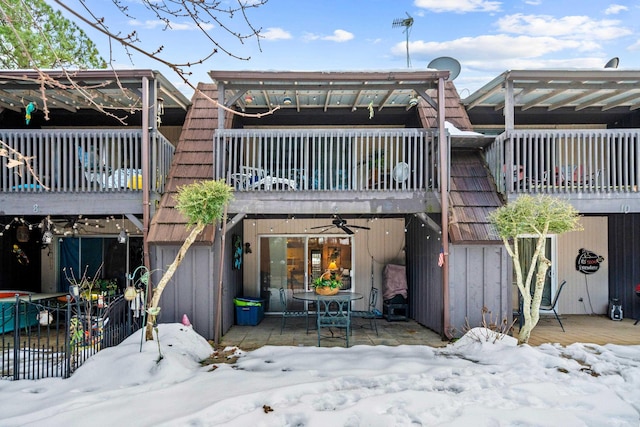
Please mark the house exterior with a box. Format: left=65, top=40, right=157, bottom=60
left=149, top=70, right=513, bottom=340
left=7, top=67, right=635, bottom=344
left=0, top=69, right=190, bottom=295
left=463, top=69, right=640, bottom=323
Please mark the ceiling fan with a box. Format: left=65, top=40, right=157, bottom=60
left=310, top=215, right=370, bottom=235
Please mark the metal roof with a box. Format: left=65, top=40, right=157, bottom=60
left=0, top=69, right=191, bottom=114
left=463, top=69, right=640, bottom=112
left=209, top=70, right=450, bottom=112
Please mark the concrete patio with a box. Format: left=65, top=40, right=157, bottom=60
left=219, top=314, right=640, bottom=350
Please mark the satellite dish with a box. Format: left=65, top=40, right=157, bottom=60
left=392, top=162, right=410, bottom=183
left=604, top=57, right=619, bottom=69
left=428, top=57, right=461, bottom=80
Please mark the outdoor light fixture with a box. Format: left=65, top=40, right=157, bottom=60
left=118, top=229, right=127, bottom=244
left=156, top=97, right=165, bottom=126
left=157, top=97, right=165, bottom=115
left=16, top=225, right=29, bottom=242
left=328, top=261, right=338, bottom=271
left=283, top=96, right=292, bottom=105
left=244, top=93, right=254, bottom=104
left=42, top=230, right=53, bottom=245
left=69, top=284, right=79, bottom=299
left=408, top=96, right=419, bottom=107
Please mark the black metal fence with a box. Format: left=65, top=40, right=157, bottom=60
left=0, top=293, right=142, bottom=380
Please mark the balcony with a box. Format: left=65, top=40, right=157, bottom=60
left=214, top=129, right=442, bottom=215
left=0, top=129, right=175, bottom=215
left=485, top=129, right=640, bottom=212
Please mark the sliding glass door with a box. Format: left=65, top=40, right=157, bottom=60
left=259, top=235, right=353, bottom=313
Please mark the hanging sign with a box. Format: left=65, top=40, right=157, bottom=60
left=575, top=248, right=604, bottom=274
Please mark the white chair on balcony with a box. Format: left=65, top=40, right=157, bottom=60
left=231, top=166, right=297, bottom=190
left=78, top=146, right=108, bottom=187
left=78, top=147, right=142, bottom=189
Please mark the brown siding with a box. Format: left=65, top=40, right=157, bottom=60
left=148, top=84, right=226, bottom=244
left=449, top=150, right=503, bottom=243
left=418, top=81, right=473, bottom=131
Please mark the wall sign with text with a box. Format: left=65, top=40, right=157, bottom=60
left=575, top=248, right=604, bottom=275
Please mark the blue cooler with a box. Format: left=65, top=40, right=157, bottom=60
left=234, top=297, right=265, bottom=325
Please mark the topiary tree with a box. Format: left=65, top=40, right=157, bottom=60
left=488, top=195, right=581, bottom=344
left=145, top=179, right=233, bottom=341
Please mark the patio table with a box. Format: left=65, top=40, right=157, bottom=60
left=292, top=291, right=363, bottom=304
left=293, top=291, right=363, bottom=347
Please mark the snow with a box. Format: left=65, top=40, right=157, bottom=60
left=445, top=120, right=488, bottom=137
left=0, top=324, right=638, bottom=426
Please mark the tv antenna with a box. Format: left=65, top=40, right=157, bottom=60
left=392, top=12, right=414, bottom=68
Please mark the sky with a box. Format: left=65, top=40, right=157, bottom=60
left=0, top=323, right=638, bottom=426
left=52, top=0, right=640, bottom=98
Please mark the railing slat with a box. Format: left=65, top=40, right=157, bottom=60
left=217, top=128, right=439, bottom=192
left=488, top=129, right=640, bottom=195
left=0, top=129, right=173, bottom=193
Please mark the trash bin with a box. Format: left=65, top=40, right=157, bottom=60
left=234, top=297, right=265, bottom=325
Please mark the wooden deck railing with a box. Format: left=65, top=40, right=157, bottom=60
left=486, top=130, right=640, bottom=194
left=0, top=130, right=174, bottom=193
left=214, top=129, right=440, bottom=192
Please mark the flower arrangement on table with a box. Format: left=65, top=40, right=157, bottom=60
left=311, top=271, right=343, bottom=295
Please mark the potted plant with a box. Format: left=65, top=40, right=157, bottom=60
left=97, top=279, right=118, bottom=296
left=311, top=271, right=343, bottom=295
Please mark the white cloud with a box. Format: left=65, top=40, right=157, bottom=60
left=496, top=14, right=632, bottom=41
left=302, top=32, right=321, bottom=42
left=465, top=56, right=608, bottom=71
left=413, top=0, right=501, bottom=13
left=524, top=0, right=542, bottom=5
left=628, top=40, right=640, bottom=51
left=398, top=34, right=595, bottom=62
left=128, top=19, right=213, bottom=31
left=260, top=27, right=292, bottom=41
left=322, top=29, right=354, bottom=42
left=604, top=4, right=628, bottom=15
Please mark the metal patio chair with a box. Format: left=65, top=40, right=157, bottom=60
left=540, top=280, right=567, bottom=332
left=279, top=288, right=310, bottom=334
left=352, top=287, right=378, bottom=335
left=317, top=296, right=351, bottom=347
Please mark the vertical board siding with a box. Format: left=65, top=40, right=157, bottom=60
left=608, top=214, right=640, bottom=320
left=556, top=216, right=609, bottom=315
left=449, top=245, right=511, bottom=337
left=156, top=245, right=216, bottom=339
left=405, top=216, right=443, bottom=334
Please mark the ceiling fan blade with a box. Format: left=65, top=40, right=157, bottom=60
left=310, top=224, right=332, bottom=229
left=348, top=225, right=370, bottom=230
left=339, top=225, right=354, bottom=235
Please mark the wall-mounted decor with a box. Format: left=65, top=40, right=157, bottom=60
left=575, top=248, right=604, bottom=275
left=232, top=234, right=242, bottom=270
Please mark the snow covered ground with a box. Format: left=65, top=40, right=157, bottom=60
left=0, top=323, right=638, bottom=426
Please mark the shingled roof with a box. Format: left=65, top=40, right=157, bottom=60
left=418, top=81, right=473, bottom=131
left=448, top=150, right=503, bottom=243
left=148, top=83, right=226, bottom=244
